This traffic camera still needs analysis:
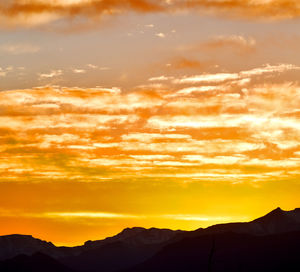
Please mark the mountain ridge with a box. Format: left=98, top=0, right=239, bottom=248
left=0, top=207, right=299, bottom=272
left=1, top=207, right=300, bottom=253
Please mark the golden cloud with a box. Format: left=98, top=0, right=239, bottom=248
left=0, top=63, right=300, bottom=184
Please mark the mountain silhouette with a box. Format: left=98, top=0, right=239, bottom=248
left=192, top=207, right=300, bottom=236
left=124, top=231, right=300, bottom=272
left=0, top=234, right=82, bottom=261
left=61, top=227, right=185, bottom=272
left=0, top=252, right=75, bottom=272
left=0, top=208, right=299, bottom=272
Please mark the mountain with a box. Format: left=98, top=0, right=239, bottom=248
left=0, top=252, right=75, bottom=272
left=124, top=231, right=300, bottom=272
left=0, top=228, right=185, bottom=272
left=82, top=227, right=184, bottom=250
left=123, top=208, right=300, bottom=272
left=192, top=207, right=300, bottom=237
left=0, top=208, right=299, bottom=272
left=0, top=234, right=82, bottom=261
left=61, top=228, right=185, bottom=272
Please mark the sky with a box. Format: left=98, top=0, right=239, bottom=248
left=0, top=0, right=300, bottom=246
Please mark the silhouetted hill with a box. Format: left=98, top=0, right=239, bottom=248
left=193, top=207, right=300, bottom=237
left=0, top=234, right=82, bottom=261
left=124, top=231, right=300, bottom=272
left=0, top=208, right=299, bottom=272
left=0, top=252, right=75, bottom=272
left=61, top=227, right=185, bottom=272
left=84, top=227, right=184, bottom=249
left=62, top=241, right=159, bottom=272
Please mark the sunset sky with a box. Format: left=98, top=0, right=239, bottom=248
left=1, top=0, right=300, bottom=246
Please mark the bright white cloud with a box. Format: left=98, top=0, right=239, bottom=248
left=39, top=69, right=63, bottom=79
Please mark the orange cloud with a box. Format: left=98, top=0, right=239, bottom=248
left=175, top=0, right=300, bottom=20
left=0, top=63, right=299, bottom=185
left=168, top=57, right=207, bottom=70
left=0, top=0, right=164, bottom=28
left=1, top=0, right=300, bottom=28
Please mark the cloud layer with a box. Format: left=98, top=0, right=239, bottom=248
left=1, top=63, right=299, bottom=184
left=1, top=0, right=300, bottom=28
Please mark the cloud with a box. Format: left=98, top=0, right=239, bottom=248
left=44, top=212, right=140, bottom=219
left=122, top=133, right=192, bottom=142
left=87, top=64, right=98, bottom=69
left=174, top=73, right=240, bottom=84
left=0, top=0, right=164, bottom=28
left=149, top=75, right=174, bottom=81
left=201, top=35, right=256, bottom=53
left=168, top=57, right=207, bottom=70
left=173, top=0, right=300, bottom=20
left=0, top=68, right=7, bottom=77
left=163, top=214, right=244, bottom=222
left=38, top=69, right=63, bottom=79
left=0, top=209, right=142, bottom=220
left=176, top=86, right=222, bottom=95
left=239, top=63, right=299, bottom=77
left=174, top=64, right=300, bottom=84
left=1, top=0, right=300, bottom=29
left=72, top=68, right=86, bottom=74
left=0, top=63, right=300, bottom=184
left=0, top=43, right=40, bottom=55
left=155, top=32, right=166, bottom=38
left=0, top=66, right=15, bottom=77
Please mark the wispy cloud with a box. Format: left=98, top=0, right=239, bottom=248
left=0, top=43, right=40, bottom=55
left=173, top=64, right=300, bottom=84
left=0, top=66, right=14, bottom=77
left=149, top=75, right=174, bottom=82
left=201, top=35, right=256, bottom=54
left=87, top=64, right=98, bottom=69
left=163, top=214, right=247, bottom=222
left=0, top=68, right=7, bottom=77
left=72, top=68, right=86, bottom=74
left=167, top=57, right=208, bottom=70
left=38, top=69, right=63, bottom=79
left=44, top=212, right=140, bottom=219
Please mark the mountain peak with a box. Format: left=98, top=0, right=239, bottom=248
left=253, top=207, right=287, bottom=222
left=0, top=234, right=54, bottom=246
left=0, top=234, right=58, bottom=261
left=246, top=207, right=300, bottom=235
left=260, top=207, right=300, bottom=219
left=119, top=227, right=146, bottom=236
left=112, top=227, right=182, bottom=246
left=268, top=207, right=284, bottom=215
